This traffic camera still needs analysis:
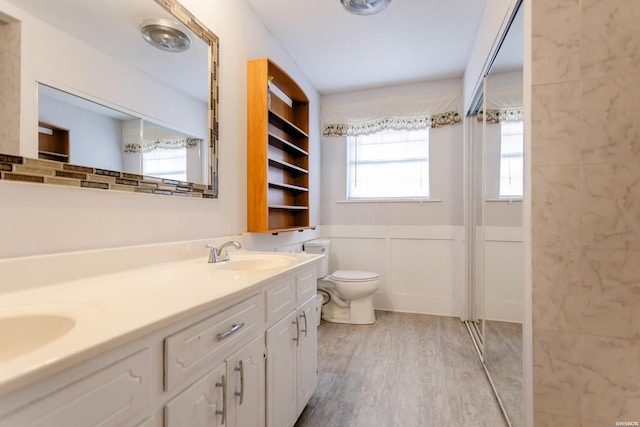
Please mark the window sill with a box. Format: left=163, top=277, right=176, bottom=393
left=485, top=198, right=522, bottom=203
left=337, top=198, right=443, bottom=204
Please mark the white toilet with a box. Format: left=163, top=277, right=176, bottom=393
left=304, top=239, right=380, bottom=325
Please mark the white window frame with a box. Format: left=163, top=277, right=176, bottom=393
left=142, top=147, right=188, bottom=182
left=346, top=128, right=430, bottom=200
left=498, top=120, right=524, bottom=199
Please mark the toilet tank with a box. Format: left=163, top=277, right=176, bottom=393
left=303, top=239, right=330, bottom=278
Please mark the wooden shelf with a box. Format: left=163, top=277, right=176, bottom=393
left=267, top=225, right=317, bottom=235
left=38, top=122, right=69, bottom=163
left=268, top=158, right=308, bottom=175
left=268, top=182, right=309, bottom=192
left=38, top=151, right=69, bottom=162
left=268, top=133, right=308, bottom=157
left=268, top=204, right=309, bottom=211
left=268, top=111, right=308, bottom=139
left=248, top=58, right=312, bottom=233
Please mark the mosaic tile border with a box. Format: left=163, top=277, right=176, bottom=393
left=0, top=154, right=216, bottom=198
left=155, top=0, right=220, bottom=196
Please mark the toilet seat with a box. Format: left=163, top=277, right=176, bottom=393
left=332, top=270, right=379, bottom=282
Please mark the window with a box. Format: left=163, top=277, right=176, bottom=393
left=142, top=147, right=188, bottom=182
left=347, top=128, right=430, bottom=199
left=499, top=121, right=524, bottom=198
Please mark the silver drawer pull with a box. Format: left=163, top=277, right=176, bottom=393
left=300, top=312, right=308, bottom=337
left=215, top=374, right=227, bottom=425
left=292, top=318, right=300, bottom=347
left=234, top=360, right=245, bottom=405
left=217, top=322, right=245, bottom=341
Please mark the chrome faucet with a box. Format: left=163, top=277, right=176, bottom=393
left=205, top=241, right=242, bottom=263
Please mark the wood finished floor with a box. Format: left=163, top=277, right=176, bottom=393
left=295, top=311, right=507, bottom=427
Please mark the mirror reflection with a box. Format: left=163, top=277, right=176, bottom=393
left=0, top=0, right=218, bottom=196
left=484, top=5, right=523, bottom=426
left=38, top=84, right=206, bottom=184
left=467, top=3, right=523, bottom=426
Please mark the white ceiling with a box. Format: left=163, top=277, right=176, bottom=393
left=244, top=0, right=488, bottom=94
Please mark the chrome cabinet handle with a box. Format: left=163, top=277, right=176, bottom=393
left=300, top=312, right=308, bottom=338
left=217, top=322, right=245, bottom=341
left=234, top=360, right=244, bottom=405
left=215, top=374, right=227, bottom=425
left=292, top=318, right=300, bottom=346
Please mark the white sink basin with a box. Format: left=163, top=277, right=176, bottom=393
left=207, top=253, right=299, bottom=271
left=0, top=314, right=75, bottom=362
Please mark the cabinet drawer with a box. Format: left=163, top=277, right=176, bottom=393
left=296, top=268, right=316, bottom=303
left=165, top=293, right=263, bottom=391
left=0, top=348, right=151, bottom=427
left=265, top=276, right=296, bottom=324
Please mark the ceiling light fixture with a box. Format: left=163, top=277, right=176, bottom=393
left=341, top=0, right=391, bottom=15
left=140, top=18, right=191, bottom=53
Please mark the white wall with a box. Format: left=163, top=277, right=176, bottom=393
left=321, top=78, right=464, bottom=227
left=324, top=225, right=465, bottom=317
left=0, top=0, right=322, bottom=259
left=484, top=226, right=522, bottom=322
left=38, top=95, right=124, bottom=171
left=319, top=78, right=466, bottom=317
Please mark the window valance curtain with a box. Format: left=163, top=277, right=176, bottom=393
left=477, top=108, right=523, bottom=124
left=322, top=91, right=462, bottom=137
left=124, top=137, right=201, bottom=154
left=477, top=85, right=523, bottom=124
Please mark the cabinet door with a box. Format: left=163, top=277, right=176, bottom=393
left=0, top=348, right=151, bottom=427
left=165, top=363, right=226, bottom=427
left=297, top=297, right=318, bottom=415
left=227, top=335, right=265, bottom=427
left=266, top=310, right=298, bottom=427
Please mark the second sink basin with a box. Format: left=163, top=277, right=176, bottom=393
left=0, top=314, right=75, bottom=362
left=209, top=252, right=299, bottom=271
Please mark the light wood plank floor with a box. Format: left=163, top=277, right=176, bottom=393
left=295, top=311, right=507, bottom=427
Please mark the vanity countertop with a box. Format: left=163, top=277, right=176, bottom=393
left=0, top=249, right=320, bottom=397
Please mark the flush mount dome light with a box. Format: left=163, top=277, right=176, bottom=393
left=341, top=0, right=391, bottom=15
left=140, top=18, right=191, bottom=53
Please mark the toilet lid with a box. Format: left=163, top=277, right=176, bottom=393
left=332, top=270, right=379, bottom=282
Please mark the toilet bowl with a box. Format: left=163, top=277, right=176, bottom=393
left=304, top=239, right=380, bottom=325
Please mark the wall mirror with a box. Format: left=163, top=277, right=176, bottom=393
left=0, top=0, right=219, bottom=198
left=466, top=2, right=523, bottom=426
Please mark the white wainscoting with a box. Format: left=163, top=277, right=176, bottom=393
left=484, top=226, right=523, bottom=323
left=322, top=225, right=465, bottom=317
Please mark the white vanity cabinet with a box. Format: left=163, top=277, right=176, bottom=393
left=164, top=334, right=265, bottom=427
left=164, top=293, right=265, bottom=427
left=265, top=267, right=318, bottom=427
left=0, top=258, right=319, bottom=427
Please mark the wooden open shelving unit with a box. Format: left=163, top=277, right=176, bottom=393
left=247, top=58, right=312, bottom=233
left=38, top=122, right=69, bottom=163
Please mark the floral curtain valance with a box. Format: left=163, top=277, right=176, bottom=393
left=477, top=107, right=523, bottom=124
left=322, top=91, right=462, bottom=137
left=477, top=85, right=523, bottom=123
left=124, top=137, right=201, bottom=154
